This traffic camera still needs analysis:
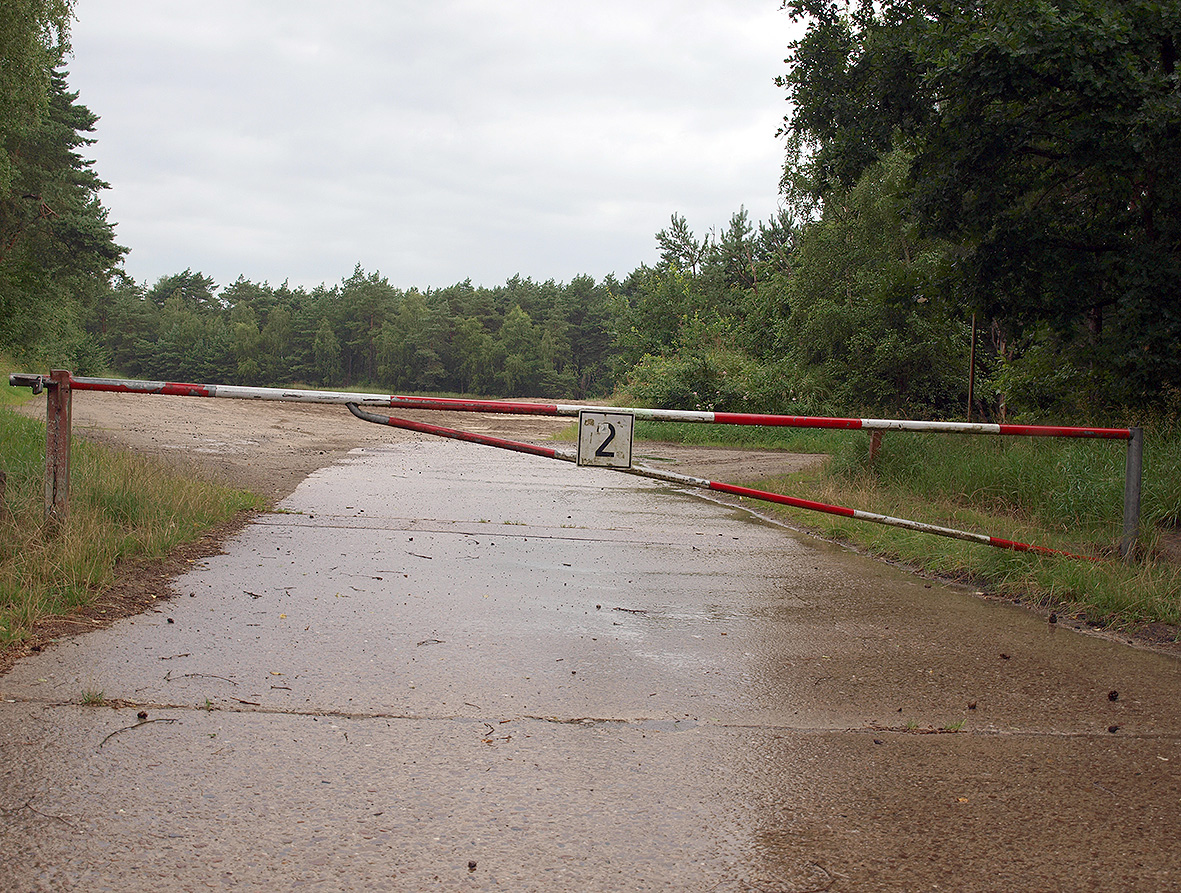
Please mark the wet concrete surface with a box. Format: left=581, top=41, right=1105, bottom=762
left=2, top=439, right=1180, bottom=891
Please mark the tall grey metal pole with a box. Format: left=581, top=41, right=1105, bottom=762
left=1121, top=427, right=1143, bottom=559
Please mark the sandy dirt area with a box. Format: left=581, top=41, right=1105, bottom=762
left=3, top=391, right=823, bottom=673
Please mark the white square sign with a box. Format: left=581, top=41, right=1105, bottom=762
left=577, top=410, right=634, bottom=468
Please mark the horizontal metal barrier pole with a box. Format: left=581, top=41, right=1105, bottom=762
left=9, top=374, right=1134, bottom=441
left=345, top=404, right=572, bottom=461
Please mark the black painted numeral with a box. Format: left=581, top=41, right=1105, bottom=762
left=595, top=423, right=617, bottom=458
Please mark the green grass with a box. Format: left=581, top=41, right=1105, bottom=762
left=627, top=418, right=1181, bottom=630
left=0, top=406, right=261, bottom=646
left=635, top=419, right=850, bottom=453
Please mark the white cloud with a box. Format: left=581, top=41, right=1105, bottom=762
left=69, top=0, right=800, bottom=290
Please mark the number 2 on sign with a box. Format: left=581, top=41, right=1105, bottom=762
left=594, top=422, right=617, bottom=457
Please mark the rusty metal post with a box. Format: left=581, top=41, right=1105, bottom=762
left=1120, top=427, right=1143, bottom=559
left=44, top=369, right=72, bottom=525
left=868, top=430, right=883, bottom=465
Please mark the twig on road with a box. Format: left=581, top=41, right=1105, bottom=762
left=0, top=799, right=76, bottom=827
left=98, top=718, right=179, bottom=749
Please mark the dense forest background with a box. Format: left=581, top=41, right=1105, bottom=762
left=3, top=0, right=1179, bottom=422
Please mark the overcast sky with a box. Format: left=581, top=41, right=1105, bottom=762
left=68, top=1, right=800, bottom=292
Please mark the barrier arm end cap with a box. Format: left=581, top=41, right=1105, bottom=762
left=8, top=373, right=44, bottom=394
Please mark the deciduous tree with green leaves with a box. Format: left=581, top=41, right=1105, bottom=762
left=779, top=0, right=1181, bottom=410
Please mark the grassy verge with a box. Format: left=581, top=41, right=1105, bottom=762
left=0, top=389, right=261, bottom=646
left=634, top=419, right=1181, bottom=630
left=637, top=420, right=853, bottom=453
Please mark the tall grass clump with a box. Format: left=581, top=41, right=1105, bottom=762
left=0, top=406, right=260, bottom=646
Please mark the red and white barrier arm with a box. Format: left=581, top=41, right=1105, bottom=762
left=345, top=404, right=576, bottom=462
left=348, top=405, right=1094, bottom=561
left=624, top=460, right=1091, bottom=559
left=44, top=375, right=1132, bottom=440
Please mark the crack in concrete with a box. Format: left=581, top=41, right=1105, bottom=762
left=5, top=694, right=1178, bottom=741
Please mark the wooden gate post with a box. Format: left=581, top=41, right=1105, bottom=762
left=45, top=369, right=72, bottom=525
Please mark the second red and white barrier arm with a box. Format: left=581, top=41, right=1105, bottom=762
left=345, top=404, right=576, bottom=462
left=347, top=405, right=1093, bottom=560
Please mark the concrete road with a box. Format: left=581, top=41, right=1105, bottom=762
left=2, top=439, right=1179, bottom=892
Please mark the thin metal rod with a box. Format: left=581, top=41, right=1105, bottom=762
left=967, top=312, right=977, bottom=422
left=345, top=404, right=571, bottom=461
left=868, top=430, right=883, bottom=465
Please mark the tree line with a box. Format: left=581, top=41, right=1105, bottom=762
left=92, top=204, right=793, bottom=403
left=3, top=0, right=1178, bottom=421
left=98, top=268, right=618, bottom=398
